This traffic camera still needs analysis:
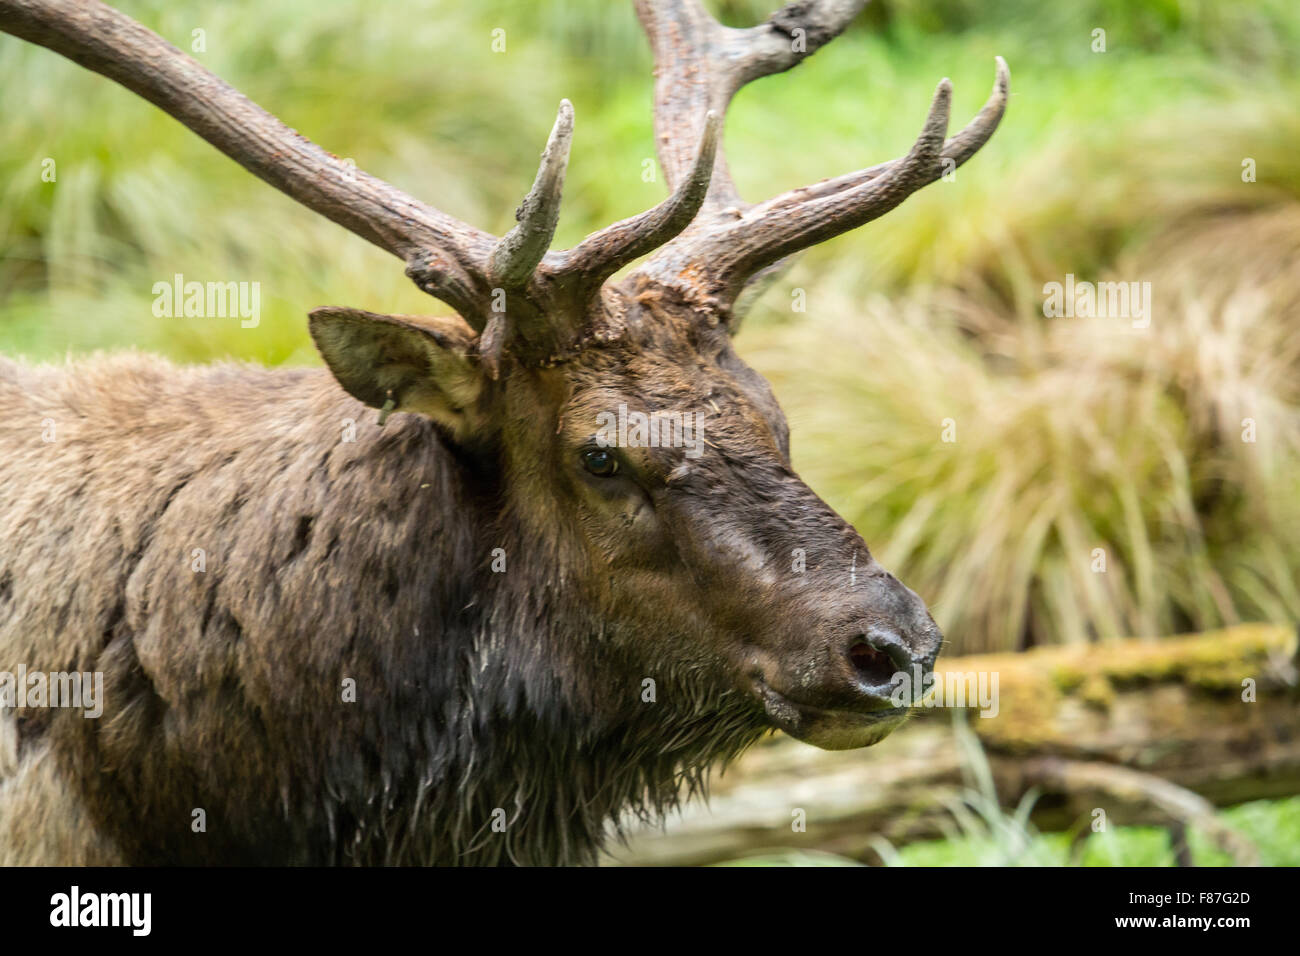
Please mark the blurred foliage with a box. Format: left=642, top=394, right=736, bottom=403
left=718, top=722, right=1300, bottom=867
left=743, top=797, right=1300, bottom=866
left=0, top=0, right=1297, bottom=652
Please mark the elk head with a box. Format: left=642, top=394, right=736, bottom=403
left=3, top=0, right=1008, bottom=749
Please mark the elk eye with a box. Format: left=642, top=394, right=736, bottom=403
left=581, top=447, right=618, bottom=477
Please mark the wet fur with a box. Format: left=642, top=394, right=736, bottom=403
left=0, top=331, right=772, bottom=865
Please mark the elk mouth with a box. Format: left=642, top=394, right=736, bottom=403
left=753, top=679, right=909, bottom=751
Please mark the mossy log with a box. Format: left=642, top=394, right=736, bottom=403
left=604, top=623, right=1300, bottom=865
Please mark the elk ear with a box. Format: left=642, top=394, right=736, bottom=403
left=308, top=307, right=485, bottom=437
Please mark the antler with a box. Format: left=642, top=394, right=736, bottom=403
left=482, top=107, right=720, bottom=376
left=628, top=0, right=1010, bottom=316
left=0, top=0, right=719, bottom=366
left=2, top=0, right=1008, bottom=362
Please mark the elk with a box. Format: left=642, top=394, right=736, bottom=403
left=0, top=0, right=1007, bottom=865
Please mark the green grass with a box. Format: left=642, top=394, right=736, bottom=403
left=719, top=799, right=1300, bottom=867
left=872, top=797, right=1300, bottom=867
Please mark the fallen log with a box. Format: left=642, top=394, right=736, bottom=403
left=604, top=623, right=1300, bottom=865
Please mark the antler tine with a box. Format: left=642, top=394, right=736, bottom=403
left=0, top=0, right=496, bottom=325
left=480, top=106, right=719, bottom=374
left=778, top=56, right=1010, bottom=208
left=633, top=0, right=869, bottom=215
left=552, top=110, right=719, bottom=291
left=630, top=45, right=1009, bottom=315
left=713, top=77, right=952, bottom=286
left=487, top=100, right=575, bottom=289
left=940, top=56, right=1011, bottom=169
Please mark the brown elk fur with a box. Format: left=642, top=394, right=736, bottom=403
left=0, top=283, right=939, bottom=865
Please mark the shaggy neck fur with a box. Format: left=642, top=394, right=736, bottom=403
left=0, top=354, right=765, bottom=865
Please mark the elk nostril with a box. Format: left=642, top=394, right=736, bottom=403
left=847, top=639, right=897, bottom=688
